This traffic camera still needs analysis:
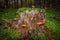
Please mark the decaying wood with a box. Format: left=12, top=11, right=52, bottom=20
left=2, top=10, right=54, bottom=40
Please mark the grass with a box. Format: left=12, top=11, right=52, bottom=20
left=0, top=26, right=20, bottom=40
left=0, top=8, right=60, bottom=40
left=44, top=9, right=60, bottom=40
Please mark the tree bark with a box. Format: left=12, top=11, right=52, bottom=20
left=34, top=0, right=41, bottom=8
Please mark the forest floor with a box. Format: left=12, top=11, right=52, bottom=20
left=0, top=8, right=60, bottom=40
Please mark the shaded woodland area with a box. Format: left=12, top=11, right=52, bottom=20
left=0, top=0, right=60, bottom=9
left=0, top=0, right=60, bottom=40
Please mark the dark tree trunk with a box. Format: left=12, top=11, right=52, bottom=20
left=17, top=0, right=18, bottom=8
left=21, top=0, right=22, bottom=7
left=4, top=0, right=9, bottom=8
left=34, top=0, right=41, bottom=8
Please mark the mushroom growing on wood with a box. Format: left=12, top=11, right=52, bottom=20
left=36, top=20, right=44, bottom=25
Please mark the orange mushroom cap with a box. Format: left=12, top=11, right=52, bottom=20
left=21, top=24, right=27, bottom=27
left=37, top=20, right=44, bottom=25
